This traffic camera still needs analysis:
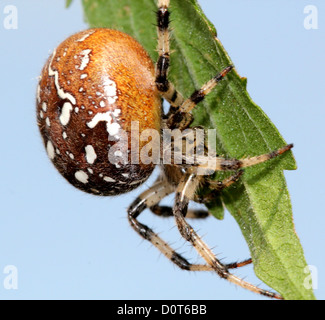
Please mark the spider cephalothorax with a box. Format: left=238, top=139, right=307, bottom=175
left=36, top=0, right=292, bottom=299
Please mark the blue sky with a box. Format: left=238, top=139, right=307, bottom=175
left=0, top=0, right=324, bottom=300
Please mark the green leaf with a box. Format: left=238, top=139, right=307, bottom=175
left=66, top=0, right=73, bottom=8
left=81, top=0, right=315, bottom=300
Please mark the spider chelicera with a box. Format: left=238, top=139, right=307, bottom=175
left=37, top=0, right=293, bottom=299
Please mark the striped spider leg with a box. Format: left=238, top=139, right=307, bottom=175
left=127, top=0, right=293, bottom=299
left=127, top=174, right=251, bottom=273
left=172, top=170, right=283, bottom=299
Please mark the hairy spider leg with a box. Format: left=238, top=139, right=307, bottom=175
left=156, top=0, right=184, bottom=110
left=188, top=144, right=294, bottom=173
left=128, top=179, right=254, bottom=271
left=150, top=170, right=244, bottom=218
left=128, top=180, right=212, bottom=271
left=167, top=66, right=234, bottom=130
left=156, top=0, right=234, bottom=122
left=173, top=171, right=283, bottom=299
left=150, top=204, right=209, bottom=219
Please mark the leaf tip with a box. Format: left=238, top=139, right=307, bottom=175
left=66, top=0, right=73, bottom=9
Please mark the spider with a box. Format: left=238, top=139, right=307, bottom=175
left=36, top=0, right=293, bottom=299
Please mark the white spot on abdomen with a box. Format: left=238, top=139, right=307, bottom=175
left=79, top=49, right=92, bottom=71
left=75, top=171, right=89, bottom=184
left=87, top=112, right=112, bottom=129
left=102, top=76, right=118, bottom=105
left=37, top=84, right=41, bottom=103
left=76, top=30, right=95, bottom=42
left=60, top=102, right=73, bottom=126
left=113, top=109, right=121, bottom=117
left=86, top=111, right=121, bottom=138
left=42, top=102, right=47, bottom=112
left=107, top=122, right=120, bottom=136
left=46, top=140, right=55, bottom=159
left=104, top=176, right=116, bottom=183
left=85, top=145, right=97, bottom=164
left=48, top=50, right=76, bottom=105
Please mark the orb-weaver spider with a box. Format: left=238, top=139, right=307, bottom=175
left=36, top=0, right=293, bottom=299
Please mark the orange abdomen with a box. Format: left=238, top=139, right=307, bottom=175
left=37, top=28, right=161, bottom=195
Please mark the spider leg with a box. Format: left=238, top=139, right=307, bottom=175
left=148, top=173, right=253, bottom=269
left=226, top=258, right=253, bottom=270
left=150, top=204, right=209, bottom=219
left=156, top=0, right=184, bottom=111
left=194, top=170, right=244, bottom=203
left=128, top=180, right=212, bottom=271
left=187, top=144, right=293, bottom=174
left=156, top=0, right=232, bottom=122
left=179, top=66, right=234, bottom=114
left=167, top=66, right=233, bottom=130
left=199, top=171, right=253, bottom=270
left=150, top=171, right=242, bottom=218
left=173, top=171, right=283, bottom=299
left=150, top=171, right=243, bottom=217
left=206, top=170, right=244, bottom=191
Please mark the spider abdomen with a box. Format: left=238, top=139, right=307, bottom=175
left=37, top=28, right=161, bottom=195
